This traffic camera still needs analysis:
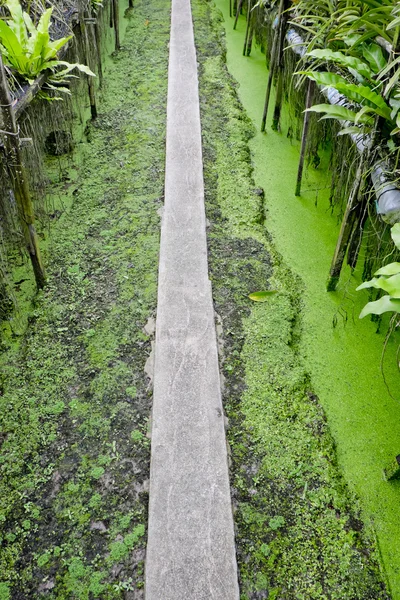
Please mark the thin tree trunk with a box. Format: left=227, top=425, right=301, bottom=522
left=78, top=0, right=97, bottom=119
left=326, top=159, right=364, bottom=291
left=295, top=79, right=314, bottom=196
left=109, top=0, right=114, bottom=29
left=271, top=0, right=290, bottom=132
left=0, top=54, right=45, bottom=289
left=261, top=0, right=284, bottom=132
left=234, top=0, right=244, bottom=30
left=347, top=199, right=368, bottom=269
left=113, top=0, right=120, bottom=51
left=246, top=5, right=255, bottom=56
left=229, top=0, right=232, bottom=18
left=243, top=0, right=252, bottom=55
left=93, top=18, right=103, bottom=89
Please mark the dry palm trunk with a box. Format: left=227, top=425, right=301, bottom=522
left=295, top=79, right=314, bottom=196
left=0, top=54, right=45, bottom=289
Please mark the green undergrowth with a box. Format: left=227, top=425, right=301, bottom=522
left=0, top=0, right=169, bottom=597
left=193, top=1, right=390, bottom=598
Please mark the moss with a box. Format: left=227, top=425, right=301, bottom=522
left=192, top=0, right=390, bottom=597
left=0, top=0, right=169, bottom=595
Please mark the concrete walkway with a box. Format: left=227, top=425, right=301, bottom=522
left=144, top=0, right=240, bottom=598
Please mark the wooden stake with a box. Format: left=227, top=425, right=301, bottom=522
left=295, top=79, right=314, bottom=196
left=326, top=159, right=364, bottom=291
left=347, top=200, right=368, bottom=269
left=261, top=0, right=284, bottom=132
left=229, top=0, right=232, bottom=18
left=0, top=54, right=45, bottom=289
left=78, top=0, right=97, bottom=119
left=233, top=0, right=244, bottom=30
left=113, top=0, right=120, bottom=51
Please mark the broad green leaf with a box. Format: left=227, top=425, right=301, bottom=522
left=295, top=70, right=347, bottom=88
left=362, top=43, right=387, bottom=73
left=375, top=262, right=400, bottom=276
left=391, top=223, right=400, bottom=249
left=6, top=0, right=27, bottom=48
left=307, top=49, right=373, bottom=80
left=0, top=19, right=23, bottom=59
left=359, top=296, right=400, bottom=319
left=37, top=7, right=53, bottom=37
left=248, top=290, right=277, bottom=302
left=333, top=83, right=390, bottom=118
left=338, top=126, right=365, bottom=136
left=386, top=15, right=400, bottom=31
left=305, top=103, right=364, bottom=123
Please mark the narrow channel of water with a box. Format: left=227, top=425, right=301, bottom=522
left=215, top=1, right=400, bottom=595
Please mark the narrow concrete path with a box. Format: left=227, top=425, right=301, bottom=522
left=144, top=0, right=240, bottom=598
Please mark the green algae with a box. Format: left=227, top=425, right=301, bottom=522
left=212, top=2, right=400, bottom=597
left=192, top=0, right=392, bottom=597
left=0, top=0, right=169, bottom=596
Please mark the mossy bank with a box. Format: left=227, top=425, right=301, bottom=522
left=192, top=0, right=390, bottom=597
left=0, top=0, right=169, bottom=596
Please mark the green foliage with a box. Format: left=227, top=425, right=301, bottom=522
left=357, top=223, right=400, bottom=318
left=0, top=0, right=94, bottom=85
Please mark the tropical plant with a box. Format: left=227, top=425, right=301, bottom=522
left=0, top=0, right=94, bottom=87
left=357, top=223, right=400, bottom=318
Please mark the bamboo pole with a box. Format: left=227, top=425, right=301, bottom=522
left=78, top=0, right=97, bottom=119
left=0, top=54, right=45, bottom=289
left=233, top=0, right=244, bottom=30
left=326, top=158, right=364, bottom=291
left=295, top=79, right=314, bottom=196
left=113, top=0, right=120, bottom=51
left=261, top=0, right=284, bottom=132
left=271, top=0, right=290, bottom=132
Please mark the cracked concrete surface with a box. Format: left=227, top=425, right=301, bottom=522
left=144, top=0, right=240, bottom=597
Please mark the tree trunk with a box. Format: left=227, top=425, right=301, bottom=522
left=78, top=0, right=97, bottom=119
left=295, top=79, right=314, bottom=196
left=113, top=0, right=121, bottom=51
left=234, top=0, right=244, bottom=30
left=326, top=159, right=364, bottom=291
left=0, top=53, right=45, bottom=289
